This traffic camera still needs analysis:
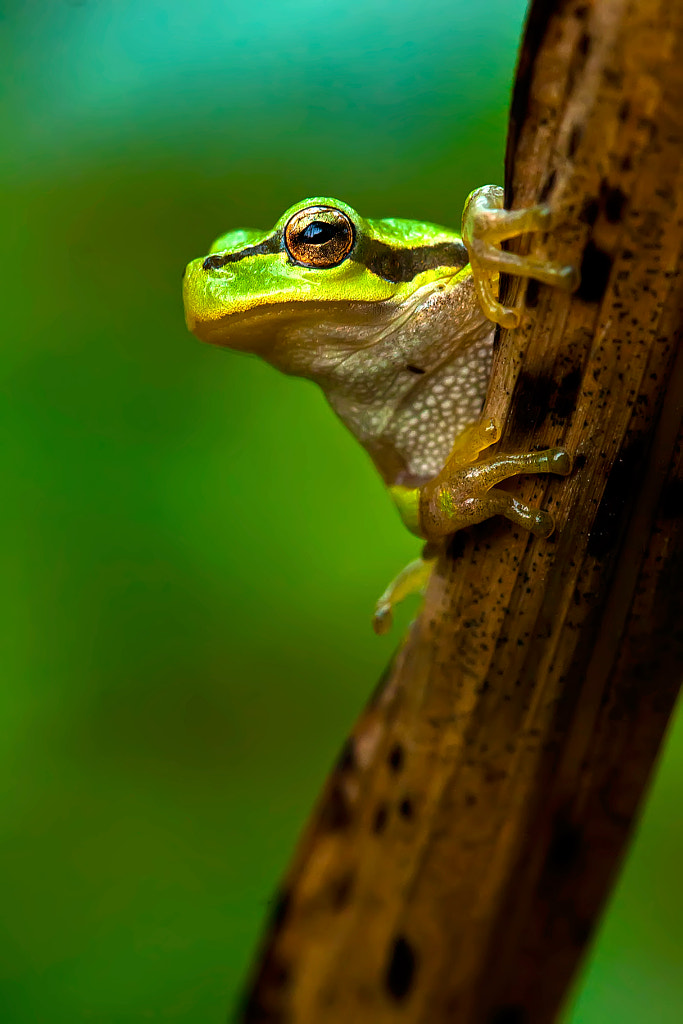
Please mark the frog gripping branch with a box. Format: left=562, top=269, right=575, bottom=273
left=185, top=0, right=683, bottom=1022
left=184, top=188, right=577, bottom=632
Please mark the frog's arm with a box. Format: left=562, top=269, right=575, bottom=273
left=462, top=184, right=578, bottom=328
left=373, top=187, right=576, bottom=633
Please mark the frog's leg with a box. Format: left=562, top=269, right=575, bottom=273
left=418, top=416, right=572, bottom=540
left=462, top=184, right=579, bottom=328
left=377, top=419, right=571, bottom=632
left=372, top=551, right=437, bottom=635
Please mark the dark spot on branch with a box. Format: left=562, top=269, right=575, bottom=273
left=373, top=802, right=389, bottom=833
left=242, top=952, right=292, bottom=1023
left=448, top=531, right=468, bottom=561
left=604, top=186, right=627, bottom=223
left=388, top=743, right=405, bottom=772
left=567, top=124, right=583, bottom=158
left=241, top=990, right=285, bottom=1024
left=587, top=436, right=647, bottom=559
left=539, top=169, right=556, bottom=202
left=329, top=870, right=355, bottom=909
left=336, top=738, right=356, bottom=773
left=554, top=367, right=583, bottom=421
left=525, top=278, right=540, bottom=308
left=509, top=370, right=555, bottom=434
left=270, top=888, right=291, bottom=930
left=577, top=241, right=612, bottom=303
left=566, top=31, right=592, bottom=96
left=385, top=935, right=417, bottom=1000
left=488, top=1005, right=527, bottom=1024
left=579, top=198, right=599, bottom=226
left=399, top=797, right=414, bottom=819
left=422, top=540, right=439, bottom=560
left=574, top=453, right=587, bottom=471
left=406, top=364, right=426, bottom=374
left=319, top=782, right=353, bottom=831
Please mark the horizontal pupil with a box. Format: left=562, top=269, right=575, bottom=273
left=300, top=220, right=343, bottom=245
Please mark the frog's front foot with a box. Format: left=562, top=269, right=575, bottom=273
left=462, top=184, right=579, bottom=328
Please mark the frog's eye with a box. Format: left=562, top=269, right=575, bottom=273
left=284, top=206, right=355, bottom=268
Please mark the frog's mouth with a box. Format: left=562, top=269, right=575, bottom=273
left=184, top=255, right=374, bottom=342
left=185, top=295, right=405, bottom=372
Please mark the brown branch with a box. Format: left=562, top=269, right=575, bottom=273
left=239, top=1, right=683, bottom=1021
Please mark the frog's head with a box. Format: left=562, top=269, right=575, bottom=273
left=183, top=196, right=468, bottom=375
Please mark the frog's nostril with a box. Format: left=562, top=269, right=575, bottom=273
left=203, top=254, right=225, bottom=271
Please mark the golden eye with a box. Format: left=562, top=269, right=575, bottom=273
left=284, top=206, right=355, bottom=268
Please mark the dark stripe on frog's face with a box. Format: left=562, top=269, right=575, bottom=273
left=202, top=235, right=281, bottom=270
left=356, top=236, right=468, bottom=282
left=202, top=230, right=468, bottom=282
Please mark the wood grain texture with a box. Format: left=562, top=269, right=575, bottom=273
left=239, top=1, right=683, bottom=1021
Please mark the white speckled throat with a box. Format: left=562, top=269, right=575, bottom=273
left=282, top=271, right=495, bottom=487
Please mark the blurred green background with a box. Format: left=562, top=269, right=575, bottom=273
left=1, top=1, right=680, bottom=1020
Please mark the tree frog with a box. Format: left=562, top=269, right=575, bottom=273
left=183, top=186, right=577, bottom=632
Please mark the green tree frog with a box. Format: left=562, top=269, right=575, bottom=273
left=183, top=186, right=577, bottom=632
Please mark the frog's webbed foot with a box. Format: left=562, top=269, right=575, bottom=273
left=462, top=184, right=579, bottom=328
left=373, top=553, right=437, bottom=635
left=419, top=417, right=572, bottom=540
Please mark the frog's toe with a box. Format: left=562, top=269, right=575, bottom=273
left=372, top=556, right=436, bottom=635
left=548, top=448, right=572, bottom=476
left=372, top=602, right=393, bottom=636
left=554, top=262, right=581, bottom=292
left=491, top=303, right=521, bottom=330
left=491, top=493, right=556, bottom=538
left=526, top=446, right=573, bottom=477
left=470, top=262, right=520, bottom=329
left=527, top=507, right=556, bottom=538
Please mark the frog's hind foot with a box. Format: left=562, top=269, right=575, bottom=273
left=373, top=554, right=437, bottom=635
left=462, top=184, right=579, bottom=328
left=420, top=428, right=572, bottom=540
